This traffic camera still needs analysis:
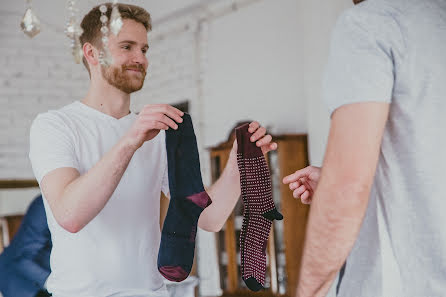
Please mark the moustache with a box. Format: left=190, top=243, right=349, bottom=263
left=122, top=64, right=146, bottom=75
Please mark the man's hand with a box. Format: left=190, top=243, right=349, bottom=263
left=230, top=121, right=278, bottom=157
left=198, top=121, right=277, bottom=232
left=283, top=166, right=321, bottom=204
left=124, top=104, right=184, bottom=150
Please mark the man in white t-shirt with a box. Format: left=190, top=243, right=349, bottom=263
left=283, top=0, right=446, bottom=296
left=28, top=3, right=277, bottom=297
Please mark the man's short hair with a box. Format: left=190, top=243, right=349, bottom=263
left=79, top=2, right=152, bottom=75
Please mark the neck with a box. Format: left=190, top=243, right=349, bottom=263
left=82, top=74, right=131, bottom=119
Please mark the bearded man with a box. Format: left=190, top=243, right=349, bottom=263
left=28, top=3, right=276, bottom=297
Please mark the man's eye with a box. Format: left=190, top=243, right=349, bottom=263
left=122, top=45, right=130, bottom=50
left=142, top=49, right=148, bottom=54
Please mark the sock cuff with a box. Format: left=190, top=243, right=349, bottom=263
left=235, top=123, right=263, bottom=158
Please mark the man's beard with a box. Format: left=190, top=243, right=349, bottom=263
left=101, top=63, right=147, bottom=94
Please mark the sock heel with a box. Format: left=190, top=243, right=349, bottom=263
left=262, top=208, right=283, bottom=221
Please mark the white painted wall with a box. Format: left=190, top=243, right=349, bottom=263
left=204, top=0, right=305, bottom=147
left=301, top=0, right=353, bottom=166
left=202, top=0, right=353, bottom=165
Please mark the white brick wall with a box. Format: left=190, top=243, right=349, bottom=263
left=0, top=11, right=88, bottom=179
left=0, top=8, right=207, bottom=181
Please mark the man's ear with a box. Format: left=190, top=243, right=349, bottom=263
left=83, top=42, right=99, bottom=67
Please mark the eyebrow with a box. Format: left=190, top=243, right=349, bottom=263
left=118, top=40, right=149, bottom=49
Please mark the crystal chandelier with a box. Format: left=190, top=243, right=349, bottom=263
left=20, top=0, right=124, bottom=65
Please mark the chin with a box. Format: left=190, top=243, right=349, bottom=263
left=123, top=84, right=144, bottom=94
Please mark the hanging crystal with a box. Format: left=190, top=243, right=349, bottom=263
left=65, top=0, right=83, bottom=64
left=20, top=0, right=41, bottom=38
left=109, top=1, right=123, bottom=36
left=99, top=4, right=113, bottom=66
left=65, top=17, right=83, bottom=39
left=98, top=34, right=113, bottom=67
left=72, top=43, right=84, bottom=64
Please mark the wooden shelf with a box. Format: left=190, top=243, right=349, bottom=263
left=0, top=180, right=39, bottom=189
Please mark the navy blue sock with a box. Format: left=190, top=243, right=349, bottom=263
left=158, top=114, right=212, bottom=282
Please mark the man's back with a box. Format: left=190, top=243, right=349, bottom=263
left=323, top=0, right=446, bottom=295
left=378, top=1, right=446, bottom=294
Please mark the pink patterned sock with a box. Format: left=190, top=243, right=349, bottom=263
left=236, top=124, right=283, bottom=291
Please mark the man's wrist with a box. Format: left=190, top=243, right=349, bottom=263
left=119, top=135, right=140, bottom=154
left=225, top=151, right=240, bottom=179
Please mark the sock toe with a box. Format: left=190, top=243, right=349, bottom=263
left=244, top=277, right=264, bottom=291
left=263, top=208, right=284, bottom=221
left=158, top=265, right=189, bottom=282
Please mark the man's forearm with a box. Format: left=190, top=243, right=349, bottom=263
left=198, top=152, right=241, bottom=232
left=296, top=178, right=371, bottom=297
left=55, top=137, right=137, bottom=232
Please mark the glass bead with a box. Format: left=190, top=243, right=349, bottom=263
left=20, top=8, right=41, bottom=38
left=109, top=6, right=123, bottom=35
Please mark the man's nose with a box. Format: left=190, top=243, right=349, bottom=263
left=132, top=50, right=147, bottom=66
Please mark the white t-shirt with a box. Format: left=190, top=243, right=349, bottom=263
left=323, top=0, right=446, bottom=296
left=29, top=101, right=170, bottom=297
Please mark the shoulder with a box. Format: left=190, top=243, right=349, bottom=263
left=336, top=0, right=406, bottom=32
left=31, top=102, right=79, bottom=132
left=329, top=0, right=407, bottom=64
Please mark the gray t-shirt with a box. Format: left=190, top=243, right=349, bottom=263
left=323, top=0, right=446, bottom=296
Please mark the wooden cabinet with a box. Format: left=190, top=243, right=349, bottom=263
left=209, top=134, right=310, bottom=297
left=0, top=215, right=24, bottom=252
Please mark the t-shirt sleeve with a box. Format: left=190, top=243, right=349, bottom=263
left=160, top=132, right=170, bottom=198
left=322, top=7, right=401, bottom=116
left=29, top=113, right=80, bottom=184
left=161, top=156, right=170, bottom=199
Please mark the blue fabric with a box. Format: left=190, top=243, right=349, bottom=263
left=158, top=114, right=211, bottom=282
left=0, top=195, right=51, bottom=297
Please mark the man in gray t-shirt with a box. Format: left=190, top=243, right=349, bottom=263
left=283, top=0, right=446, bottom=296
